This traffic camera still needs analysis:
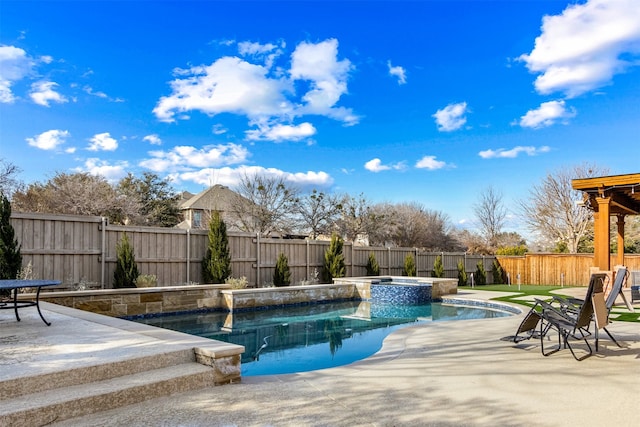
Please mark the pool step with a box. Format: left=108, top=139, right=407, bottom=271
left=0, top=348, right=195, bottom=400
left=0, top=361, right=216, bottom=427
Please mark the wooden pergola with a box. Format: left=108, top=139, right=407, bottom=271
left=572, top=173, right=640, bottom=271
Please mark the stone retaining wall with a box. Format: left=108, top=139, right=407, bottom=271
left=37, top=285, right=228, bottom=317
left=35, top=278, right=457, bottom=317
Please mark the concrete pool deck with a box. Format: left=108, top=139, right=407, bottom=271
left=2, top=288, right=640, bottom=426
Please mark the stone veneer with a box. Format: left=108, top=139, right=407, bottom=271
left=333, top=276, right=458, bottom=300
left=36, top=279, right=457, bottom=316
left=38, top=284, right=229, bottom=317
left=220, top=283, right=369, bottom=312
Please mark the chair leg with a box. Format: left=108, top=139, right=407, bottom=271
left=564, top=333, right=593, bottom=361
left=603, top=327, right=622, bottom=348
left=540, top=321, right=561, bottom=357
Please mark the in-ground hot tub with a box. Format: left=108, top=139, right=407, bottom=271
left=333, top=276, right=458, bottom=302
left=370, top=278, right=432, bottom=304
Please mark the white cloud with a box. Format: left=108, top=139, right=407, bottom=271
left=153, top=56, right=293, bottom=122
left=519, top=0, right=640, bottom=97
left=415, top=156, right=447, bottom=170
left=365, top=158, right=389, bottom=172
left=387, top=61, right=407, bottom=84
left=246, top=121, right=316, bottom=142
left=30, top=81, right=68, bottom=106
left=238, top=41, right=284, bottom=69
left=140, top=143, right=249, bottom=173
left=26, top=129, right=70, bottom=150
left=154, top=38, right=359, bottom=141
left=238, top=41, right=279, bottom=56
left=177, top=165, right=333, bottom=191
left=39, top=55, right=54, bottom=64
left=432, top=102, right=468, bottom=132
left=290, top=39, right=358, bottom=124
left=478, top=145, right=551, bottom=159
left=87, top=132, right=118, bottom=151
left=364, top=158, right=406, bottom=173
left=78, top=158, right=129, bottom=182
left=143, top=134, right=162, bottom=145
left=518, top=100, right=576, bottom=128
left=212, top=124, right=227, bottom=135
left=0, top=45, right=34, bottom=103
left=83, top=85, right=108, bottom=99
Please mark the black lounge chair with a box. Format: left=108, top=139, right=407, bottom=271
left=510, top=271, right=607, bottom=343
left=537, top=273, right=609, bottom=361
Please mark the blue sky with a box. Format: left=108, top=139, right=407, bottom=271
left=1, top=0, right=639, bottom=237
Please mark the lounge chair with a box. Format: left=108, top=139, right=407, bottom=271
left=509, top=271, right=609, bottom=344
left=537, top=273, right=610, bottom=361
left=539, top=291, right=600, bottom=361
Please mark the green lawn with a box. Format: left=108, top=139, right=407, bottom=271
left=459, top=284, right=640, bottom=322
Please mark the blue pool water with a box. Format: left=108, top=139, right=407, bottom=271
left=135, top=300, right=510, bottom=376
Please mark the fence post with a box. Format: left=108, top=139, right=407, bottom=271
left=256, top=232, right=261, bottom=287
left=186, top=229, right=191, bottom=284
left=100, top=217, right=107, bottom=289
left=306, top=240, right=310, bottom=282
left=388, top=247, right=392, bottom=275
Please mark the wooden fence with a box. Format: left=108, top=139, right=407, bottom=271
left=10, top=212, right=493, bottom=288
left=11, top=212, right=639, bottom=289
left=497, top=253, right=640, bottom=287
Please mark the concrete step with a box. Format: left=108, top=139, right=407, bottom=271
left=0, top=362, right=216, bottom=427
left=0, top=348, right=195, bottom=400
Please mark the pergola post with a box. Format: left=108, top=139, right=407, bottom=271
left=593, top=197, right=611, bottom=271
left=617, top=214, right=625, bottom=266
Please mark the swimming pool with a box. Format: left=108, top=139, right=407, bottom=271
left=135, top=299, right=511, bottom=376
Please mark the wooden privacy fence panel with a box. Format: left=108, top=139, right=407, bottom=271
left=14, top=212, right=640, bottom=289
left=497, top=254, right=640, bottom=286
left=106, top=225, right=191, bottom=288
left=11, top=213, right=104, bottom=286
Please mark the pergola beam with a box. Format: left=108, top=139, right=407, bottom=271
left=572, top=173, right=640, bottom=271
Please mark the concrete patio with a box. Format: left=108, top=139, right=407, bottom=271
left=2, top=288, right=639, bottom=426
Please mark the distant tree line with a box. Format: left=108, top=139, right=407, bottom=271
left=8, top=171, right=182, bottom=227
left=2, top=157, right=639, bottom=255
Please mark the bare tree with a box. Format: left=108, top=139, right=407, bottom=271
left=454, top=229, right=492, bottom=254
left=296, top=190, right=343, bottom=239
left=0, top=159, right=22, bottom=198
left=473, top=186, right=507, bottom=252
left=230, top=173, right=300, bottom=236
left=369, top=202, right=459, bottom=250
left=518, top=163, right=608, bottom=253
left=11, top=172, right=138, bottom=224
left=335, top=193, right=383, bottom=244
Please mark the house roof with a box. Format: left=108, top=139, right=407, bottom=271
left=179, top=184, right=251, bottom=212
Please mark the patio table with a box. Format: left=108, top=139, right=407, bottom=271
left=0, top=280, right=61, bottom=325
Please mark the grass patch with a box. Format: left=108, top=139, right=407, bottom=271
left=460, top=284, right=640, bottom=323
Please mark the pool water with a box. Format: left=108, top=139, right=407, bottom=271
left=135, top=300, right=509, bottom=376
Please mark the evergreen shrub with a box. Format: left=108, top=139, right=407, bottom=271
left=113, top=232, right=139, bottom=288
left=403, top=253, right=416, bottom=277
left=365, top=252, right=380, bottom=276
left=202, top=211, right=231, bottom=284
left=273, top=252, right=291, bottom=287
